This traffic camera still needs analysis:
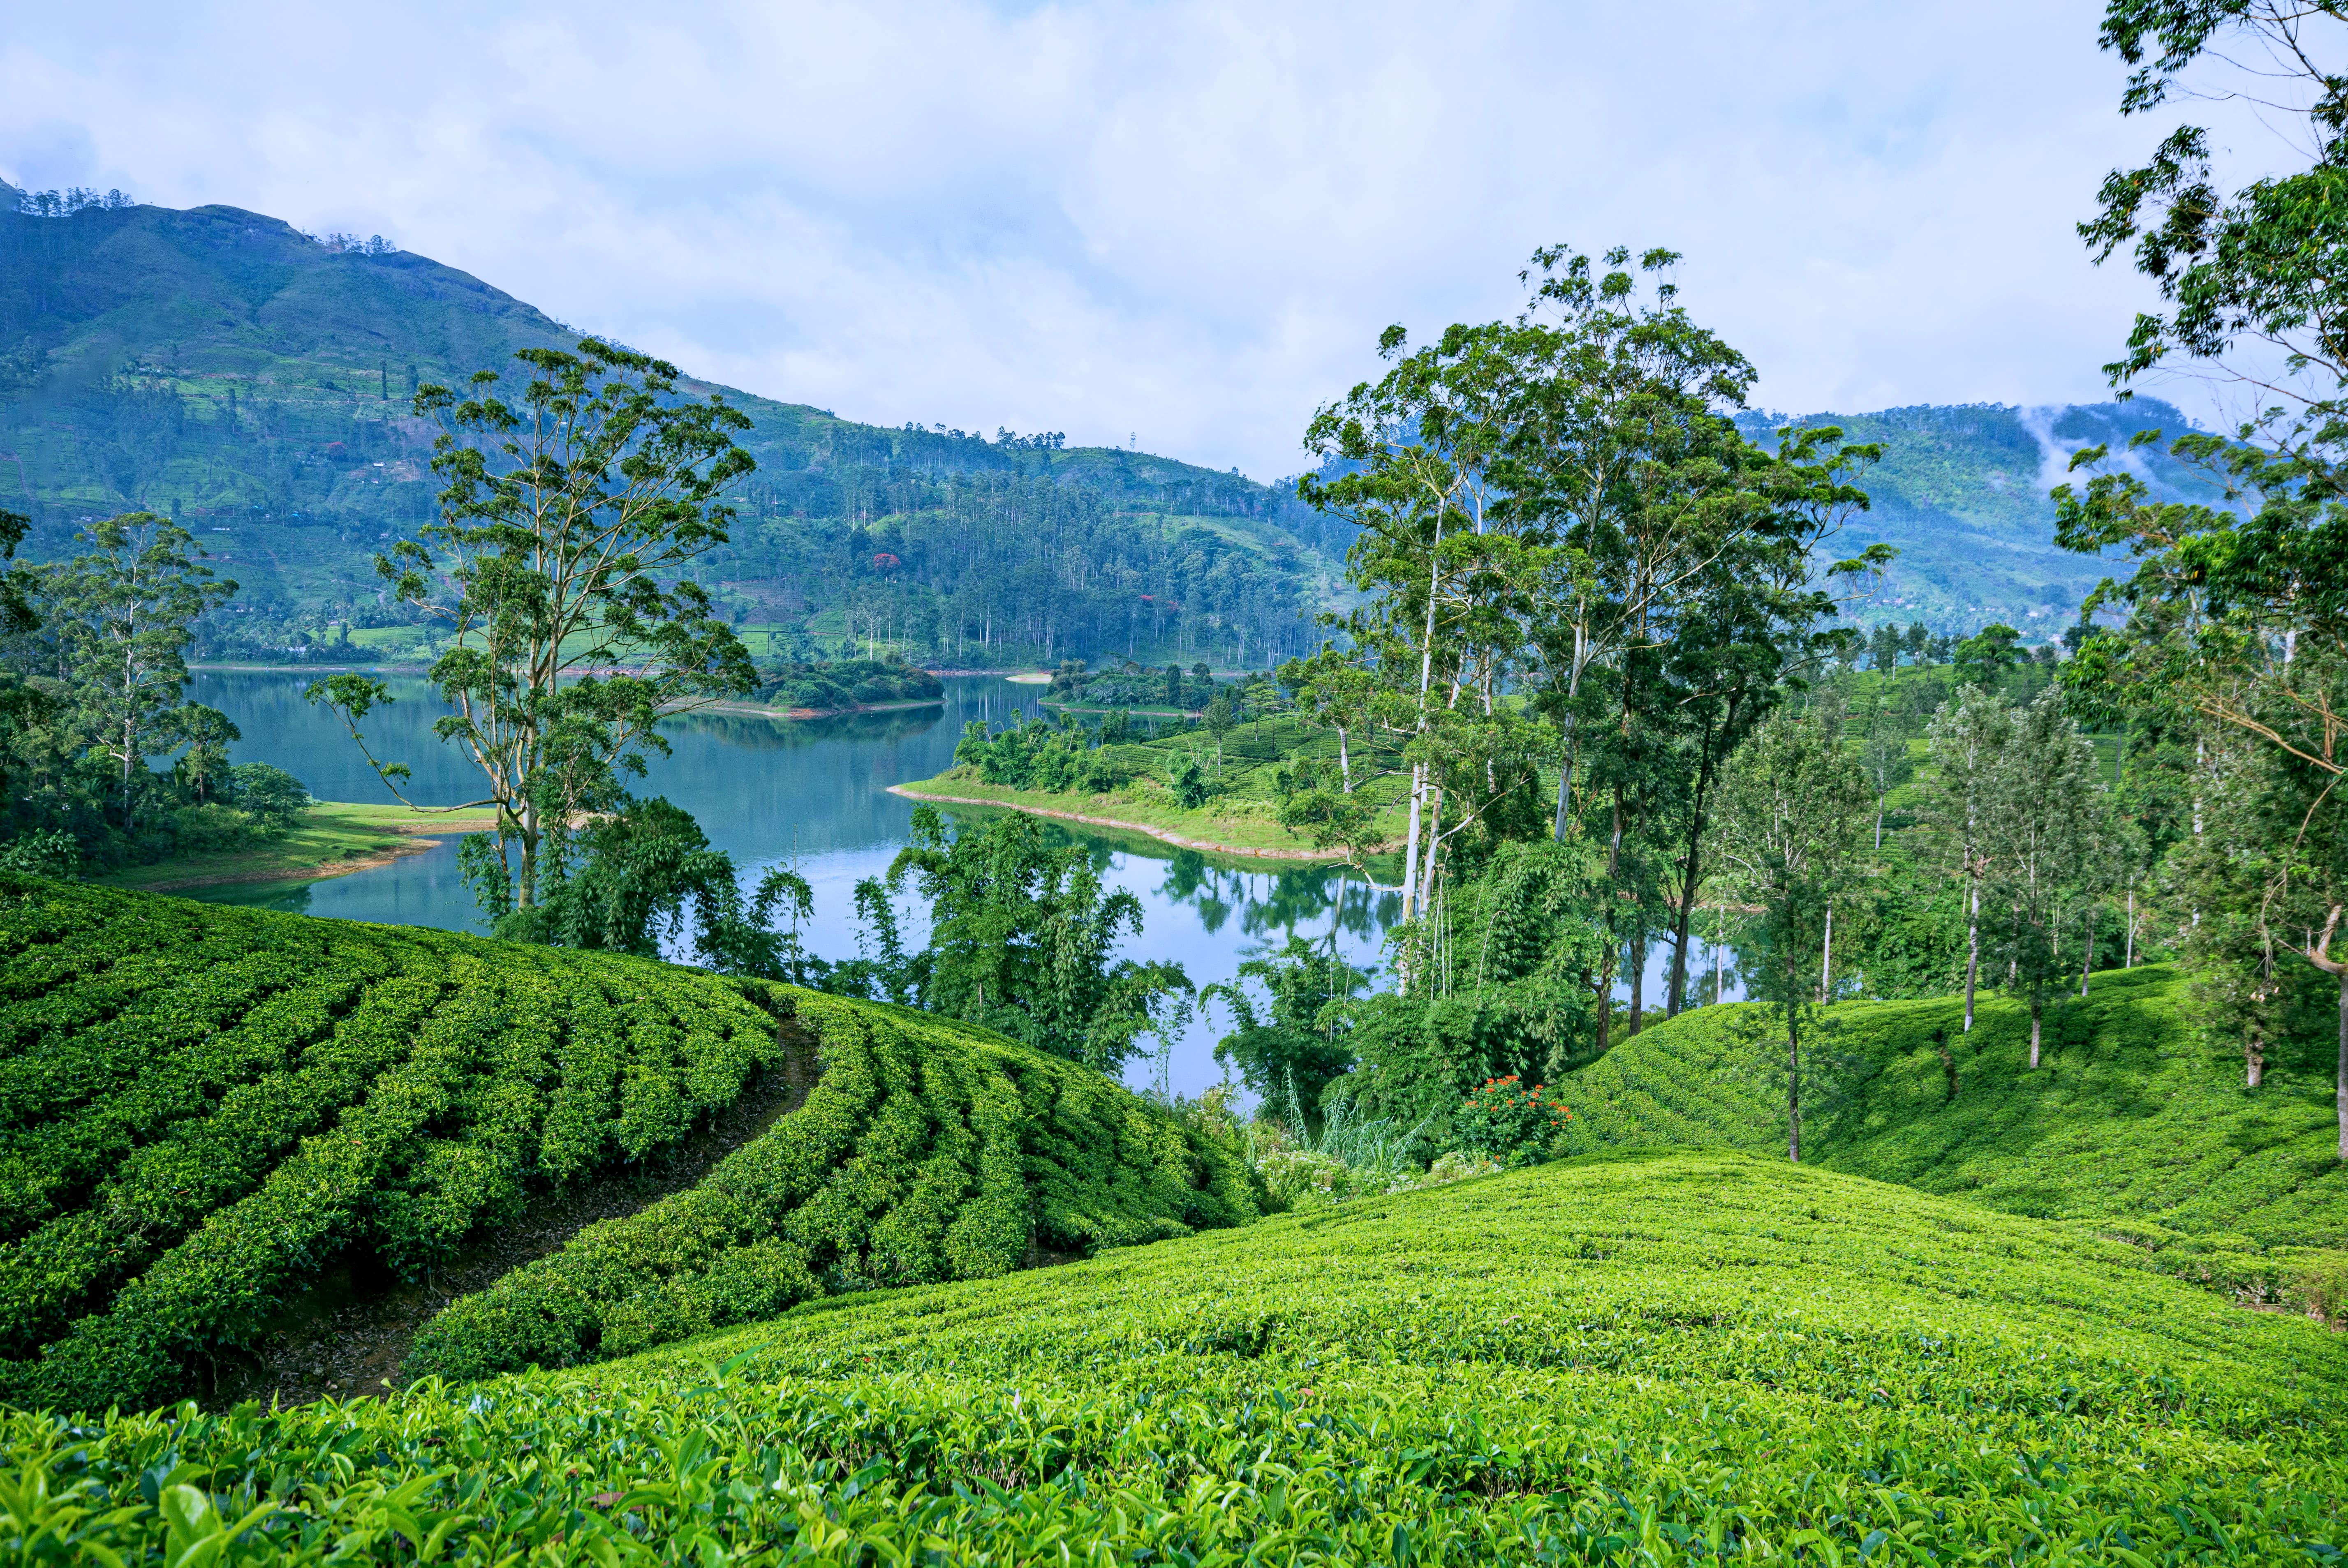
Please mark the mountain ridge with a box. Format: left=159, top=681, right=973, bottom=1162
left=2, top=189, right=2224, bottom=640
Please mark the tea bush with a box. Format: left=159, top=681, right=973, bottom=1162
left=4, top=1150, right=2342, bottom=1564
left=403, top=995, right=1257, bottom=1381
left=1557, top=964, right=2348, bottom=1302
left=0, top=877, right=1249, bottom=1412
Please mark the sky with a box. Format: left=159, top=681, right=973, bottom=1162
left=0, top=0, right=2227, bottom=480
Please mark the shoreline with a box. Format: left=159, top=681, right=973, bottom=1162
left=124, top=835, right=453, bottom=893
left=96, top=804, right=501, bottom=894
left=886, top=784, right=1366, bottom=861
left=694, top=697, right=946, bottom=720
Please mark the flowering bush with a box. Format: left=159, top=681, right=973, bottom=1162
left=1453, top=1075, right=1571, bottom=1164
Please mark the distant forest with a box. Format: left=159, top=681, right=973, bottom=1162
left=0, top=187, right=1337, bottom=670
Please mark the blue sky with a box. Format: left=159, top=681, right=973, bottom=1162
left=3, top=0, right=2213, bottom=478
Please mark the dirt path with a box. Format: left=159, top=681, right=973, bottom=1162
left=888, top=785, right=1370, bottom=861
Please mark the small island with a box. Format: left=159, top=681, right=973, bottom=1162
left=723, top=657, right=947, bottom=718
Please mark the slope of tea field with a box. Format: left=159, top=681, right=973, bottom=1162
left=0, top=875, right=1250, bottom=1413
left=6, top=1149, right=2343, bottom=1563
left=1559, top=965, right=2348, bottom=1294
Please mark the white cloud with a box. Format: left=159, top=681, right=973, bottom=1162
left=2, top=0, right=2207, bottom=477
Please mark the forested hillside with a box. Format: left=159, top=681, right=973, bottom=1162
left=1735, top=400, right=2232, bottom=632
left=0, top=183, right=1331, bottom=668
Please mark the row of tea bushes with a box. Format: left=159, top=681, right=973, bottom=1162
left=0, top=878, right=1247, bottom=1412
left=4, top=1150, right=2341, bottom=1563
left=402, top=996, right=1259, bottom=1380
left=1560, top=964, right=2348, bottom=1252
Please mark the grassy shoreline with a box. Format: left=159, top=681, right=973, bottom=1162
left=888, top=778, right=1394, bottom=860
left=92, top=800, right=501, bottom=892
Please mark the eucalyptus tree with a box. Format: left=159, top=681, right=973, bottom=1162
left=1301, top=315, right=1545, bottom=929
left=1710, top=709, right=1871, bottom=1161
left=1922, top=686, right=2013, bottom=1033
left=1980, top=686, right=2116, bottom=1066
left=2061, top=0, right=2348, bottom=1157
left=37, top=513, right=234, bottom=832
left=310, top=340, right=758, bottom=912
left=1858, top=694, right=1916, bottom=853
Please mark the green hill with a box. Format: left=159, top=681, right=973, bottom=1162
left=0, top=189, right=1332, bottom=666
left=1557, top=965, right=2348, bottom=1296
left=7, top=1148, right=2342, bottom=1562
left=1737, top=401, right=2234, bottom=634
left=0, top=875, right=1252, bottom=1413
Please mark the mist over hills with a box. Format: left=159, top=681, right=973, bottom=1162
left=0, top=183, right=2220, bottom=649
left=1736, top=400, right=2228, bottom=636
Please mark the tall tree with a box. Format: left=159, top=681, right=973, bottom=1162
left=1980, top=687, right=2116, bottom=1066
left=37, top=513, right=234, bottom=832
left=311, top=340, right=758, bottom=911
left=1709, top=710, right=1871, bottom=1161
left=1922, top=686, right=2013, bottom=1033
left=2064, top=2, right=2348, bottom=1159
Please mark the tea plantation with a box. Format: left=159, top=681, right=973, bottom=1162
left=1559, top=965, right=2348, bottom=1298
left=5, top=1150, right=2343, bottom=1563
left=0, top=876, right=1250, bottom=1415
left=5, top=878, right=2346, bottom=1563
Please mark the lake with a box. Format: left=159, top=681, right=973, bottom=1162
left=185, top=670, right=1740, bottom=1098
left=185, top=670, right=1410, bottom=1098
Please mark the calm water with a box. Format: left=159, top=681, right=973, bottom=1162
left=185, top=671, right=1403, bottom=1097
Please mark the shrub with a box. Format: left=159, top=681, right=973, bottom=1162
left=1452, top=1074, right=1570, bottom=1163
left=227, top=762, right=310, bottom=831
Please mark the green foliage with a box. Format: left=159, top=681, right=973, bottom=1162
left=758, top=656, right=942, bottom=711
left=1558, top=965, right=2348, bottom=1260
left=488, top=794, right=822, bottom=984
left=405, top=991, right=1258, bottom=1382
left=1451, top=1074, right=1571, bottom=1163
left=877, top=806, right=1190, bottom=1073
left=225, top=762, right=308, bottom=832
left=1203, top=933, right=1367, bottom=1118
left=1326, top=838, right=1608, bottom=1141
left=0, top=875, right=1241, bottom=1411
left=4, top=1151, right=2343, bottom=1563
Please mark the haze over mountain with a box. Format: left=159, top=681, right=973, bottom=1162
left=1, top=184, right=2216, bottom=645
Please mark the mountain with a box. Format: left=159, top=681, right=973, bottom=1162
left=0, top=191, right=1333, bottom=668
left=1, top=187, right=2236, bottom=651
left=1737, top=400, right=2233, bottom=636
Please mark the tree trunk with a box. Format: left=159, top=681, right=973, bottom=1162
left=2080, top=904, right=2094, bottom=999
left=1786, top=951, right=1803, bottom=1163
left=1336, top=727, right=1351, bottom=793
left=1400, top=762, right=1425, bottom=924
left=1628, top=930, right=1645, bottom=1037
left=1964, top=873, right=1980, bottom=1032
left=1821, top=903, right=1833, bottom=1005
left=2029, top=999, right=2041, bottom=1070
left=2247, top=1030, right=2265, bottom=1090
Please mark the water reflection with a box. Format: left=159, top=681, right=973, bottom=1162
left=180, top=670, right=1398, bottom=1095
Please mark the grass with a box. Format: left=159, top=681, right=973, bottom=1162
left=5, top=1149, right=2342, bottom=1562
left=0, top=877, right=1247, bottom=1413
left=1558, top=964, right=2348, bottom=1302
left=90, top=801, right=499, bottom=892
left=898, top=713, right=1415, bottom=858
